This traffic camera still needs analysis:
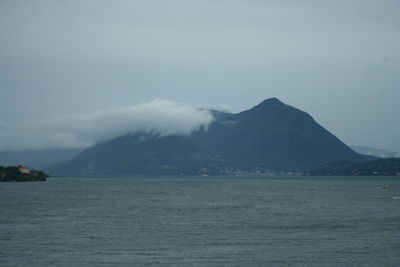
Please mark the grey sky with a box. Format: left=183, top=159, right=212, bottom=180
left=0, top=0, right=399, bottom=151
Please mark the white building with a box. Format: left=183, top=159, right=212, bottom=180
left=19, top=166, right=31, bottom=174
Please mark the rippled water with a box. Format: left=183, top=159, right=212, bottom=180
left=1, top=177, right=400, bottom=266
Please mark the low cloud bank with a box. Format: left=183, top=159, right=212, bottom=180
left=0, top=99, right=215, bottom=151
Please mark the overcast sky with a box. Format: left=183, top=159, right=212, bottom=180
left=0, top=0, right=399, bottom=151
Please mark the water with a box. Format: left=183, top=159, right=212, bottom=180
left=1, top=177, right=400, bottom=266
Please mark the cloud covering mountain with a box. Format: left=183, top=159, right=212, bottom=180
left=0, top=99, right=215, bottom=151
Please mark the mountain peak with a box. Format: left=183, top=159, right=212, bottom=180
left=248, top=98, right=286, bottom=113
left=260, top=97, right=284, bottom=106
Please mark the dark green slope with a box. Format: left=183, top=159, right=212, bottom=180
left=49, top=98, right=370, bottom=175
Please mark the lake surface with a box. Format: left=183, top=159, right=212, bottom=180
left=1, top=177, right=400, bottom=266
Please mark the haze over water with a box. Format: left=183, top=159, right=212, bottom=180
left=1, top=177, right=399, bottom=266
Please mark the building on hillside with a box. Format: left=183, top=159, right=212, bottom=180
left=19, top=166, right=31, bottom=174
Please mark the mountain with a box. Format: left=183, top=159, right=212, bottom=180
left=49, top=98, right=371, bottom=176
left=350, top=145, right=399, bottom=158
left=193, top=98, right=370, bottom=171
